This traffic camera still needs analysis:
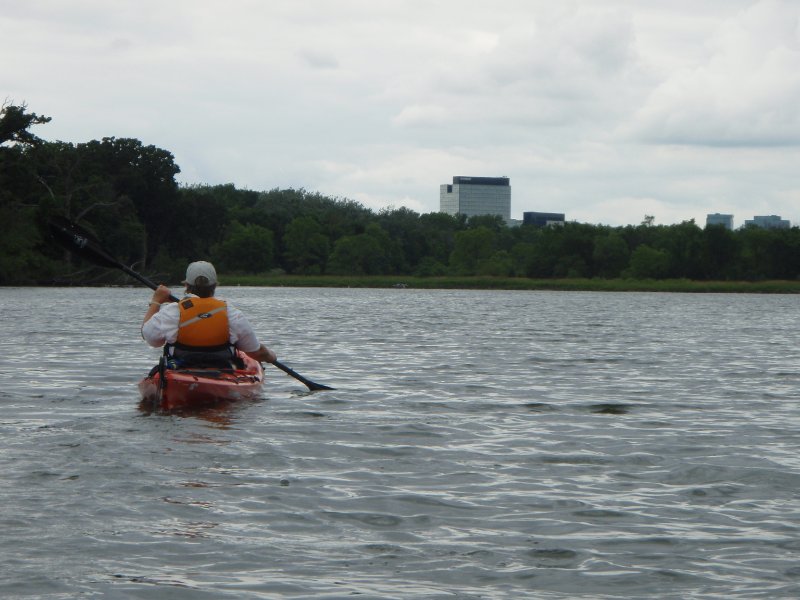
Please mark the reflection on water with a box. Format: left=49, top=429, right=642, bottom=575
left=137, top=396, right=263, bottom=428
left=1, top=286, right=800, bottom=598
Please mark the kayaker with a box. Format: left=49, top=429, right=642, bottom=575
left=141, top=260, right=277, bottom=366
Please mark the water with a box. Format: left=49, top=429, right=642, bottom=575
left=1, top=286, right=799, bottom=599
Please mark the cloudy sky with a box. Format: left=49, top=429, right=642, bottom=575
left=3, top=0, right=799, bottom=227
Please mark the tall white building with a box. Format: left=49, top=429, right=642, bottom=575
left=439, top=176, right=511, bottom=223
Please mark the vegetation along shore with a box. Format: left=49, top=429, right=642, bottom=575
left=72, top=276, right=800, bottom=294
left=3, top=103, right=800, bottom=291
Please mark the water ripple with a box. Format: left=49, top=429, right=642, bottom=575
left=1, top=288, right=800, bottom=598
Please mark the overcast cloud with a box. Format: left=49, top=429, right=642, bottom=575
left=3, top=0, right=799, bottom=226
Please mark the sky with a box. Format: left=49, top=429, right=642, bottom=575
left=3, top=0, right=800, bottom=227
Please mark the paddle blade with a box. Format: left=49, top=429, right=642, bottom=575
left=273, top=360, right=334, bottom=391
left=48, top=216, right=122, bottom=270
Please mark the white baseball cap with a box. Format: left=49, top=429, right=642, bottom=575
left=183, top=261, right=218, bottom=286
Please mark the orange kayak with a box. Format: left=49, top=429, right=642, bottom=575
left=139, top=352, right=264, bottom=412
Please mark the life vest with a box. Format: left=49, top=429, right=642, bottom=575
left=176, top=297, right=229, bottom=349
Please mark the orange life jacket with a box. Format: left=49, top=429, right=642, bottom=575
left=176, top=297, right=229, bottom=348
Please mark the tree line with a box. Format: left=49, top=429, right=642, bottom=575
left=2, top=102, right=800, bottom=286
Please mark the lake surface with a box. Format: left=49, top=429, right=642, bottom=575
left=1, top=286, right=799, bottom=599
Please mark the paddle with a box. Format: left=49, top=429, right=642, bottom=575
left=155, top=355, right=167, bottom=412
left=48, top=216, right=334, bottom=391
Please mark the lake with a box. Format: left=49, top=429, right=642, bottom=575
left=1, top=286, right=799, bottom=599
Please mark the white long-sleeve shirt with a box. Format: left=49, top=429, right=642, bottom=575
left=141, top=298, right=262, bottom=353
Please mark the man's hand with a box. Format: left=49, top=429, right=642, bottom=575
left=246, top=344, right=277, bottom=364
left=150, top=284, right=173, bottom=304
left=143, top=284, right=173, bottom=327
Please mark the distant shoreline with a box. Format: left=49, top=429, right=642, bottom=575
left=219, top=276, right=800, bottom=294
left=24, top=276, right=800, bottom=293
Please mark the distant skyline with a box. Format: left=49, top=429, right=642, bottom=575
left=3, top=0, right=799, bottom=227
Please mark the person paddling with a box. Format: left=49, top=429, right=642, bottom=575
left=141, top=261, right=277, bottom=367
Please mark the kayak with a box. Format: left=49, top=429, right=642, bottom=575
left=139, top=351, right=264, bottom=412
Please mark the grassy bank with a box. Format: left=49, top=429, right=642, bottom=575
left=224, top=275, right=800, bottom=293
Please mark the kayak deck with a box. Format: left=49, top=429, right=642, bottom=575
left=139, top=352, right=264, bottom=412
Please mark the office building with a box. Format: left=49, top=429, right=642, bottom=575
left=523, top=211, right=566, bottom=227
left=744, top=215, right=790, bottom=229
left=706, top=213, right=734, bottom=230
left=440, top=176, right=511, bottom=223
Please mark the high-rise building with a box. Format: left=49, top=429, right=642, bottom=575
left=744, top=215, right=790, bottom=229
left=439, top=176, right=510, bottom=223
left=706, top=213, right=734, bottom=230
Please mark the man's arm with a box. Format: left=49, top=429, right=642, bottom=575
left=227, top=305, right=276, bottom=363
left=142, top=284, right=174, bottom=327
left=245, top=344, right=277, bottom=364
left=141, top=284, right=176, bottom=346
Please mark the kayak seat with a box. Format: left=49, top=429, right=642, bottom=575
left=167, top=344, right=246, bottom=370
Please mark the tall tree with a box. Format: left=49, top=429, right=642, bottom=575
left=418, top=212, right=463, bottom=266
left=593, top=232, right=630, bottom=278
left=450, top=227, right=496, bottom=275
left=284, top=216, right=330, bottom=274
left=0, top=102, right=51, bottom=147
left=81, top=137, right=180, bottom=267
left=657, top=220, right=704, bottom=278
left=625, top=245, right=670, bottom=279
left=0, top=103, right=57, bottom=283
left=701, top=224, right=740, bottom=279
left=168, top=186, right=231, bottom=262
left=212, top=223, right=275, bottom=273
left=327, top=224, right=399, bottom=275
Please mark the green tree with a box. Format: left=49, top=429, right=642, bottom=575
left=167, top=186, right=231, bottom=263
left=510, top=227, right=560, bottom=277
left=775, top=228, right=800, bottom=280
left=378, top=206, right=424, bottom=272
left=510, top=223, right=594, bottom=278
left=81, top=137, right=180, bottom=267
left=511, top=242, right=543, bottom=277
left=477, top=250, right=514, bottom=276
left=450, top=227, right=496, bottom=275
left=284, top=216, right=330, bottom=274
left=657, top=220, right=704, bottom=278
left=553, top=255, right=589, bottom=278
left=418, top=212, right=463, bottom=266
left=554, top=224, right=595, bottom=277
left=738, top=226, right=800, bottom=280
left=327, top=223, right=401, bottom=275
left=0, top=204, right=56, bottom=284
left=0, top=102, right=51, bottom=147
left=701, top=224, right=740, bottom=279
left=414, top=256, right=447, bottom=277
left=212, top=223, right=275, bottom=273
left=593, top=232, right=630, bottom=278
left=466, top=214, right=507, bottom=232
left=0, top=103, right=60, bottom=283
left=327, top=232, right=383, bottom=275
left=625, top=244, right=670, bottom=279
left=738, top=227, right=773, bottom=280
left=26, top=141, right=119, bottom=222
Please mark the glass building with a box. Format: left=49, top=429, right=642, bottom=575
left=706, top=213, right=734, bottom=230
left=743, top=215, right=790, bottom=229
left=440, top=176, right=511, bottom=223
